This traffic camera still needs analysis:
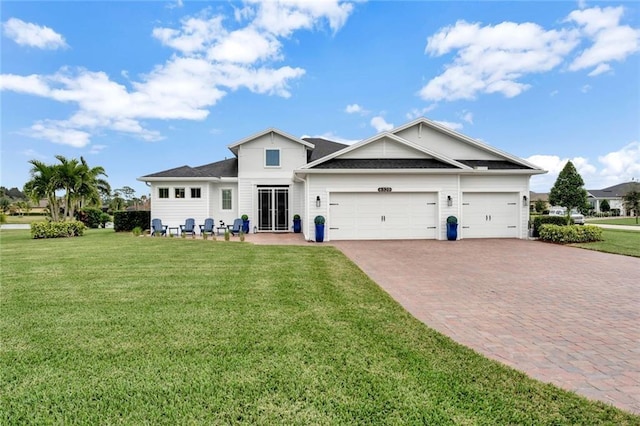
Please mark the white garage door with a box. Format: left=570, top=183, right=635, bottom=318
left=329, top=192, right=437, bottom=240
left=461, top=192, right=519, bottom=238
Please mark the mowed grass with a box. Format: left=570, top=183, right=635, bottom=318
left=573, top=228, right=640, bottom=257
left=1, top=230, right=638, bottom=424
left=586, top=217, right=640, bottom=226
left=3, top=215, right=47, bottom=224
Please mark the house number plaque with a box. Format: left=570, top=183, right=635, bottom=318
left=377, top=187, right=392, bottom=192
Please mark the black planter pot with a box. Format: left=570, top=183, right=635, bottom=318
left=315, top=224, right=324, bottom=242
left=293, top=219, right=301, bottom=233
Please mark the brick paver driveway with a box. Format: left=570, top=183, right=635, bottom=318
left=333, top=239, right=640, bottom=414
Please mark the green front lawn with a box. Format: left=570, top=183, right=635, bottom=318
left=2, top=214, right=47, bottom=224
left=586, top=217, right=640, bottom=226
left=573, top=228, right=640, bottom=257
left=1, top=230, right=637, bottom=424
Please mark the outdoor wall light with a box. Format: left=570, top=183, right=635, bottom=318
left=523, top=195, right=528, bottom=207
left=316, top=196, right=321, bottom=208
left=447, top=195, right=453, bottom=207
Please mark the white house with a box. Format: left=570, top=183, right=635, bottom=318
left=138, top=117, right=546, bottom=241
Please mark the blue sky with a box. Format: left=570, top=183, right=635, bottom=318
left=1, top=0, right=639, bottom=197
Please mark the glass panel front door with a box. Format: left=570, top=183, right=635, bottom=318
left=258, top=188, right=289, bottom=231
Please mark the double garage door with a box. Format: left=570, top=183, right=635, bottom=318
left=329, top=192, right=437, bottom=240
left=461, top=192, right=520, bottom=238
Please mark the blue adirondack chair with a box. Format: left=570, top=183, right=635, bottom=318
left=229, top=218, right=243, bottom=236
left=151, top=218, right=167, bottom=237
left=199, top=218, right=215, bottom=236
left=180, top=218, right=196, bottom=237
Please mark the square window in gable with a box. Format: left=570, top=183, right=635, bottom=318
left=265, top=149, right=280, bottom=167
left=175, top=188, right=185, bottom=199
left=191, top=188, right=201, bottom=198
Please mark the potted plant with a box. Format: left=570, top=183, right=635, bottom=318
left=293, top=214, right=301, bottom=233
left=314, top=215, right=325, bottom=242
left=446, top=215, right=458, bottom=241
left=241, top=214, right=250, bottom=234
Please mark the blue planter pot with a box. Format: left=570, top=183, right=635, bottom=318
left=446, top=223, right=458, bottom=241
left=315, top=224, right=324, bottom=242
left=293, top=219, right=301, bottom=233
left=242, top=220, right=250, bottom=234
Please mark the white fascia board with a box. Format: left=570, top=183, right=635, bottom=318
left=391, top=117, right=545, bottom=171
left=227, top=128, right=315, bottom=155
left=136, top=177, right=221, bottom=183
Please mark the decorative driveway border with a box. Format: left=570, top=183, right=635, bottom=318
left=333, top=239, right=640, bottom=414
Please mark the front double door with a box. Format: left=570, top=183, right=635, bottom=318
left=258, top=187, right=289, bottom=231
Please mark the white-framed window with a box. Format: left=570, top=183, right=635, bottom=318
left=265, top=148, right=280, bottom=167
left=175, top=188, right=185, bottom=199
left=190, top=188, right=201, bottom=198
left=221, top=189, right=232, bottom=210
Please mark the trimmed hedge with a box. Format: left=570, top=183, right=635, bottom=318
left=532, top=215, right=573, bottom=237
left=31, top=221, right=86, bottom=239
left=538, top=224, right=603, bottom=244
left=75, top=207, right=104, bottom=229
left=114, top=210, right=151, bottom=232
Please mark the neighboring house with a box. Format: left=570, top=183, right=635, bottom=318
left=138, top=117, right=546, bottom=241
left=587, top=182, right=637, bottom=216
left=529, top=191, right=549, bottom=211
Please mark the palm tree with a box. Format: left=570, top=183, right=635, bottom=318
left=24, top=160, right=62, bottom=221
left=71, top=157, right=111, bottom=216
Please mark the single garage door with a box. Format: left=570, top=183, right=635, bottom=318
left=329, top=192, right=437, bottom=240
left=461, top=192, right=519, bottom=238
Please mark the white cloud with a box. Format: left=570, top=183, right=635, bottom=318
left=421, top=20, right=579, bottom=101
left=406, top=104, right=437, bottom=120
left=550, top=90, right=559, bottom=96
left=2, top=18, right=68, bottom=49
left=433, top=120, right=463, bottom=131
left=460, top=110, right=473, bottom=124
left=581, top=84, right=592, bottom=93
left=420, top=5, right=640, bottom=102
left=527, top=143, right=640, bottom=191
left=345, top=103, right=362, bottom=114
left=1, top=2, right=354, bottom=147
left=370, top=116, right=394, bottom=132
left=89, top=144, right=107, bottom=154
left=587, top=63, right=611, bottom=76
left=598, top=141, right=640, bottom=181
left=302, top=132, right=360, bottom=145
left=567, top=6, right=640, bottom=73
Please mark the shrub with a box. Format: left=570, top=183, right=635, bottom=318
left=132, top=226, right=143, bottom=236
left=446, top=215, right=457, bottom=224
left=99, top=212, right=111, bottom=227
left=241, top=214, right=249, bottom=221
left=224, top=230, right=230, bottom=241
left=113, top=211, right=151, bottom=232
left=293, top=214, right=300, bottom=220
left=314, top=215, right=325, bottom=225
left=532, top=215, right=573, bottom=237
left=31, top=221, right=86, bottom=239
left=75, top=207, right=104, bottom=229
left=538, top=224, right=603, bottom=244
left=0, top=212, right=6, bottom=224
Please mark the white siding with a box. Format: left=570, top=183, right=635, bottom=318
left=339, top=137, right=430, bottom=159
left=150, top=181, right=210, bottom=229
left=395, top=125, right=503, bottom=160
left=237, top=132, right=307, bottom=179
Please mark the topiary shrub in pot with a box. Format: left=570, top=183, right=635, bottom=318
left=293, top=214, right=301, bottom=233
left=314, top=215, right=325, bottom=242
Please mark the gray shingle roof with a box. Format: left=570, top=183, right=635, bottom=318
left=303, top=138, right=349, bottom=162
left=588, top=181, right=639, bottom=198
left=456, top=160, right=534, bottom=170
left=311, top=158, right=456, bottom=169
left=141, top=158, right=238, bottom=178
